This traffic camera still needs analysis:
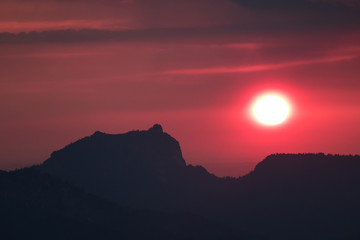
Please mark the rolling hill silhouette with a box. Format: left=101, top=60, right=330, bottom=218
left=1, top=124, right=360, bottom=239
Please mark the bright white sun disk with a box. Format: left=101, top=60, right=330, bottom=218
left=252, top=95, right=290, bottom=126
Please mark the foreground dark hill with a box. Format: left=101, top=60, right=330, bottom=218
left=31, top=124, right=360, bottom=239
left=0, top=169, right=240, bottom=240
left=0, top=168, right=132, bottom=240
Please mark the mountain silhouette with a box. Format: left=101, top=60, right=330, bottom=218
left=35, top=124, right=224, bottom=212
left=2, top=124, right=360, bottom=239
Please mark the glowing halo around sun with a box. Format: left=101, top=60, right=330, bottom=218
left=252, top=94, right=290, bottom=126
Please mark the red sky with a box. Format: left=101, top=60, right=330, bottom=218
left=1, top=0, right=360, bottom=176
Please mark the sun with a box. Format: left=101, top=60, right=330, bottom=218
left=252, top=94, right=290, bottom=126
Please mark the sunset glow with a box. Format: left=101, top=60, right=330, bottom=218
left=0, top=0, right=359, bottom=177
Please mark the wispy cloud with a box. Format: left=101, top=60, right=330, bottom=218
left=0, top=19, right=131, bottom=33
left=206, top=43, right=264, bottom=50
left=161, top=55, right=359, bottom=75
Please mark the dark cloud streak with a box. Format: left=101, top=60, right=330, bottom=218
left=233, top=0, right=360, bottom=10
left=0, top=17, right=359, bottom=45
